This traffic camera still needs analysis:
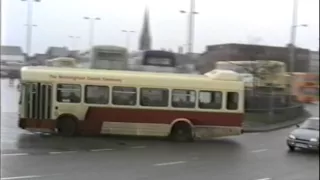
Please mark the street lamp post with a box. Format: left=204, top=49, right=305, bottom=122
left=288, top=0, right=308, bottom=104
left=83, top=17, right=101, bottom=48
left=121, top=30, right=135, bottom=52
left=180, top=0, right=198, bottom=54
left=68, top=36, right=80, bottom=50
left=21, top=0, right=41, bottom=56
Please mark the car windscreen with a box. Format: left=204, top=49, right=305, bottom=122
left=300, top=119, right=319, bottom=131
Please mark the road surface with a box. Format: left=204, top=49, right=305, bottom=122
left=1, top=79, right=319, bottom=180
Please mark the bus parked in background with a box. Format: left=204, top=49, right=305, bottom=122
left=216, top=60, right=289, bottom=90
left=292, top=72, right=319, bottom=103
left=18, top=67, right=245, bottom=141
left=46, top=57, right=77, bottom=68
left=128, top=50, right=178, bottom=73
left=78, top=45, right=128, bottom=70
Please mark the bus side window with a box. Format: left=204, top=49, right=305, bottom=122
left=226, top=92, right=239, bottom=110
left=198, top=91, right=222, bottom=109
left=56, top=84, right=81, bottom=103
left=112, top=86, right=136, bottom=106
left=140, top=88, right=169, bottom=107
left=171, top=89, right=196, bottom=108
left=85, top=85, right=109, bottom=104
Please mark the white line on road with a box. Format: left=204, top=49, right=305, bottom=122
left=256, top=178, right=271, bottom=180
left=153, top=161, right=186, bottom=167
left=90, top=148, right=114, bottom=152
left=1, top=153, right=29, bottom=157
left=251, top=149, right=268, bottom=153
left=1, top=175, right=45, bottom=180
left=49, top=151, right=77, bottom=155
left=130, top=146, right=146, bottom=149
left=1, top=174, right=62, bottom=180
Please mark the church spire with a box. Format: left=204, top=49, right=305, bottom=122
left=139, top=6, right=152, bottom=50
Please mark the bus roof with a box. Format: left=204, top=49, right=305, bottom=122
left=79, top=45, right=127, bottom=55
left=92, top=45, right=127, bottom=51
left=47, top=57, right=76, bottom=62
left=21, top=67, right=244, bottom=90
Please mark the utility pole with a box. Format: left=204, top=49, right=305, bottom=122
left=121, top=30, right=135, bottom=52
left=180, top=0, right=198, bottom=54
left=288, top=0, right=307, bottom=104
left=83, top=17, right=101, bottom=48
left=22, top=0, right=41, bottom=56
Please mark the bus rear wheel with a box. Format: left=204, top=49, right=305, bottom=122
left=57, top=117, right=77, bottom=137
left=170, top=122, right=193, bottom=142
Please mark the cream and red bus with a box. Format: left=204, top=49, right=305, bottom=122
left=18, top=67, right=245, bottom=141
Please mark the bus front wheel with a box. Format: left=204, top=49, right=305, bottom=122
left=170, top=122, right=193, bottom=142
left=57, top=117, right=77, bottom=136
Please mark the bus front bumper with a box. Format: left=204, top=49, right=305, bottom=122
left=18, top=118, right=56, bottom=133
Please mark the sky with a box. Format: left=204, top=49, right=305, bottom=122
left=1, top=0, right=319, bottom=54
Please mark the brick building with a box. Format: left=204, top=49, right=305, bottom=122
left=196, top=43, right=310, bottom=73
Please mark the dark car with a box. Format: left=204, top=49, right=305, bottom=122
left=286, top=117, right=319, bottom=151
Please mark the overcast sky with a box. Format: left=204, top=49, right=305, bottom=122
left=1, top=0, right=319, bottom=54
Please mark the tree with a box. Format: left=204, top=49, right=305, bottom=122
left=226, top=45, right=285, bottom=94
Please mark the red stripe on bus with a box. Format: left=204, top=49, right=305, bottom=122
left=20, top=118, right=56, bottom=130
left=84, top=107, right=243, bottom=127
left=19, top=107, right=243, bottom=136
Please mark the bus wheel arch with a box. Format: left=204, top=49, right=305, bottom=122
left=56, top=114, right=78, bottom=136
left=169, top=118, right=194, bottom=142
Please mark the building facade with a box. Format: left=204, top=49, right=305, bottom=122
left=197, top=43, right=310, bottom=73
left=0, top=46, right=25, bottom=63
left=308, top=51, right=319, bottom=73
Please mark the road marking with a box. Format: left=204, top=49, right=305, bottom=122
left=1, top=175, right=45, bottom=180
left=1, top=140, right=18, bottom=143
left=49, top=151, right=77, bottom=155
left=251, top=149, right=268, bottom=153
left=90, top=148, right=114, bottom=152
left=1, top=153, right=29, bottom=157
left=1, top=174, right=62, bottom=180
left=130, top=146, right=146, bottom=149
left=256, top=178, right=271, bottom=180
left=153, top=161, right=186, bottom=166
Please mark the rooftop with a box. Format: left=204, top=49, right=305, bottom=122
left=0, top=46, right=24, bottom=55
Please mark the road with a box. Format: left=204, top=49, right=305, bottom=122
left=1, top=79, right=319, bottom=180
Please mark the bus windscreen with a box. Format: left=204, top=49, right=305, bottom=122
left=142, top=51, right=176, bottom=67
left=96, top=52, right=124, bottom=61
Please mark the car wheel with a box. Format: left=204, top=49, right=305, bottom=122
left=288, top=145, right=295, bottom=151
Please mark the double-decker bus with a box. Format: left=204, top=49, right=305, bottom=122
left=18, top=67, right=245, bottom=141
left=216, top=60, right=289, bottom=89
left=78, top=45, right=128, bottom=70
left=128, top=50, right=178, bottom=73
left=46, top=57, right=77, bottom=68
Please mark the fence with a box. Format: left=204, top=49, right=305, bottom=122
left=245, top=90, right=304, bottom=122
left=245, top=94, right=298, bottom=110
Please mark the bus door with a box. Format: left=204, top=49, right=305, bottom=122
left=24, top=83, right=52, bottom=127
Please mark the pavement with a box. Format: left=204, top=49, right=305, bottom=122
left=243, top=111, right=312, bottom=132
left=1, top=79, right=319, bottom=180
